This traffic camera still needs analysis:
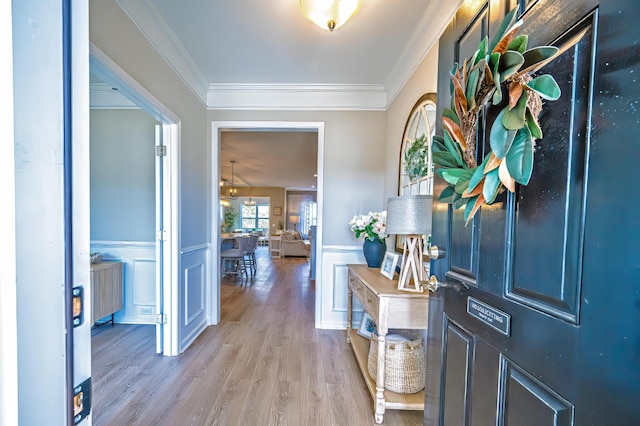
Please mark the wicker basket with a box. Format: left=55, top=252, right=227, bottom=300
left=367, top=332, right=426, bottom=394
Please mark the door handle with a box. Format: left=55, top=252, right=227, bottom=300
left=427, top=245, right=446, bottom=260
left=426, top=275, right=468, bottom=293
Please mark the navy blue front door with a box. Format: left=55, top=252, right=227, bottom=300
left=426, top=0, right=640, bottom=424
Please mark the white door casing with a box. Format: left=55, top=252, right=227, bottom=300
left=90, top=44, right=180, bottom=356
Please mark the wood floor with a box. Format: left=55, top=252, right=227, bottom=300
left=91, top=247, right=424, bottom=425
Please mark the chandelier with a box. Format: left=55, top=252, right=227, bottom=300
left=244, top=197, right=256, bottom=206
left=299, top=0, right=364, bottom=32
left=228, top=160, right=238, bottom=199
left=219, top=180, right=230, bottom=207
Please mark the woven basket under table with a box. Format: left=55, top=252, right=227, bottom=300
left=367, top=332, right=426, bottom=394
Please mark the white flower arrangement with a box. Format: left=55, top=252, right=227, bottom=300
left=348, top=211, right=388, bottom=243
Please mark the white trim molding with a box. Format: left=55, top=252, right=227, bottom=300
left=207, top=84, right=387, bottom=111
left=90, top=82, right=139, bottom=109
left=116, top=0, right=209, bottom=106
left=384, top=0, right=463, bottom=108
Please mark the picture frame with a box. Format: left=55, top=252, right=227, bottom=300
left=380, top=251, right=400, bottom=280
left=358, top=312, right=377, bottom=339
left=273, top=207, right=282, bottom=216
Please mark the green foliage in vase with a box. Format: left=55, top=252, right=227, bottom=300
left=223, top=206, right=238, bottom=229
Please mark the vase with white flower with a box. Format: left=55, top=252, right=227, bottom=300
left=348, top=211, right=388, bottom=268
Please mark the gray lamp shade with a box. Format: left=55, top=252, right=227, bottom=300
left=386, top=195, right=433, bottom=235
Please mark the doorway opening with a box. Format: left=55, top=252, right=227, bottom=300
left=89, top=44, right=180, bottom=356
left=211, top=122, right=325, bottom=326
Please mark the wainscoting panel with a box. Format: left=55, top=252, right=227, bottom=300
left=320, top=245, right=366, bottom=329
left=179, top=244, right=209, bottom=352
left=90, top=241, right=156, bottom=324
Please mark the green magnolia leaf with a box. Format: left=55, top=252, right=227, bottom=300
left=468, top=153, right=492, bottom=192
left=433, top=151, right=459, bottom=168
left=443, top=130, right=465, bottom=167
left=466, top=68, right=480, bottom=108
left=489, top=52, right=501, bottom=70
left=464, top=194, right=480, bottom=222
left=442, top=108, right=460, bottom=126
left=453, top=194, right=467, bottom=210
left=505, top=126, right=534, bottom=185
left=508, top=35, right=528, bottom=53
left=453, top=168, right=475, bottom=194
left=489, top=7, right=519, bottom=53
left=520, top=46, right=559, bottom=74
left=499, top=51, right=525, bottom=82
left=439, top=168, right=470, bottom=186
left=439, top=185, right=456, bottom=203
left=449, top=62, right=459, bottom=99
left=490, top=109, right=517, bottom=158
left=502, top=92, right=528, bottom=130
left=525, top=74, right=561, bottom=100
left=482, top=168, right=501, bottom=204
left=525, top=109, right=542, bottom=139
left=476, top=36, right=488, bottom=64
left=491, top=53, right=502, bottom=104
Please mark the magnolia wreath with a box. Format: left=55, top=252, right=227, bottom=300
left=433, top=8, right=561, bottom=224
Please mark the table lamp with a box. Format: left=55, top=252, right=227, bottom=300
left=386, top=195, right=432, bottom=292
left=289, top=214, right=300, bottom=231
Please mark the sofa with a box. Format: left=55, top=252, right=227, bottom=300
left=280, top=230, right=310, bottom=257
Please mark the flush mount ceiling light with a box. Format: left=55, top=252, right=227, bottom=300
left=299, top=0, right=364, bottom=32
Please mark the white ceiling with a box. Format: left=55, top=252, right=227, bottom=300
left=97, top=0, right=460, bottom=189
left=116, top=0, right=460, bottom=109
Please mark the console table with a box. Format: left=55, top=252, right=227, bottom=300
left=347, top=264, right=429, bottom=424
left=90, top=261, right=123, bottom=326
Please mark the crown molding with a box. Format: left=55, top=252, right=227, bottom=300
left=90, top=83, right=139, bottom=109
left=116, top=0, right=209, bottom=106
left=207, top=84, right=387, bottom=111
left=383, top=0, right=463, bottom=108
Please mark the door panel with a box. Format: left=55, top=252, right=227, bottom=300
left=499, top=356, right=574, bottom=426
left=508, top=13, right=595, bottom=323
left=427, top=0, right=640, bottom=424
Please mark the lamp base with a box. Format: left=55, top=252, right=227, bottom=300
left=397, top=235, right=425, bottom=292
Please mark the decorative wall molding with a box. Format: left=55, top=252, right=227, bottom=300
left=180, top=246, right=208, bottom=352
left=90, top=82, right=139, bottom=109
left=116, top=0, right=209, bottom=106
left=90, top=240, right=156, bottom=324
left=319, top=246, right=366, bottom=330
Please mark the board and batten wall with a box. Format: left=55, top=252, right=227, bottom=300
left=90, top=109, right=158, bottom=323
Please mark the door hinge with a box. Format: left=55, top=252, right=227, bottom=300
left=156, top=313, right=167, bottom=325
left=156, top=230, right=167, bottom=241
left=155, top=145, right=167, bottom=157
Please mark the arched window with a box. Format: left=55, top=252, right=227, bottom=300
left=398, top=93, right=437, bottom=196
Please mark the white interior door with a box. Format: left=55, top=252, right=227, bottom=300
left=155, top=124, right=165, bottom=354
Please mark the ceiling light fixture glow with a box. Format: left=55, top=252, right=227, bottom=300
left=228, top=160, right=238, bottom=200
left=299, top=0, right=364, bottom=32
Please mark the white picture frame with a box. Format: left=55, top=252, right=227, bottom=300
left=380, top=251, right=400, bottom=280
left=357, top=313, right=377, bottom=339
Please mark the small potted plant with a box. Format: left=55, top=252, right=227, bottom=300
left=348, top=211, right=388, bottom=268
left=223, top=206, right=238, bottom=232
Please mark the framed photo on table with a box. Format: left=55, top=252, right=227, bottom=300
left=380, top=251, right=400, bottom=280
left=358, top=313, right=377, bottom=339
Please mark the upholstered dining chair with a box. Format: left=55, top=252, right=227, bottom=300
left=221, top=235, right=249, bottom=278
left=244, top=233, right=260, bottom=276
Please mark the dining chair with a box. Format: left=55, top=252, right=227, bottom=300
left=244, top=233, right=260, bottom=276
left=221, top=235, right=249, bottom=279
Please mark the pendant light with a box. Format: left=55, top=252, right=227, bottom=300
left=299, top=0, right=364, bottom=32
left=228, top=160, right=238, bottom=200
left=244, top=197, right=256, bottom=206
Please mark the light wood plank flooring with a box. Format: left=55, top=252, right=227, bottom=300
left=92, top=247, right=424, bottom=425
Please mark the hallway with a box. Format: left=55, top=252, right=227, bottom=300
left=91, top=247, right=424, bottom=425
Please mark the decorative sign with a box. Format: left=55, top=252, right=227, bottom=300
left=467, top=297, right=511, bottom=336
